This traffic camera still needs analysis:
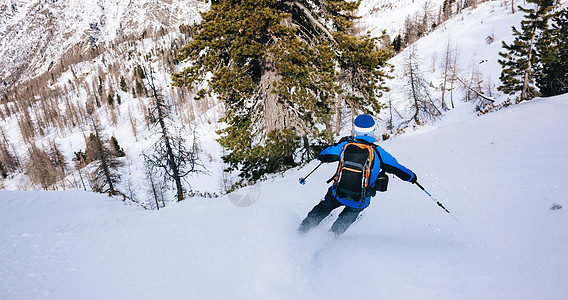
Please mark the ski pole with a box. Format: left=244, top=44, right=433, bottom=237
left=299, top=162, right=323, bottom=185
left=415, top=182, right=463, bottom=226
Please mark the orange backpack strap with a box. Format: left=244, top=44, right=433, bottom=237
left=326, top=141, right=375, bottom=188
left=326, top=141, right=351, bottom=184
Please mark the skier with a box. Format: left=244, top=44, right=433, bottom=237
left=298, top=114, right=417, bottom=237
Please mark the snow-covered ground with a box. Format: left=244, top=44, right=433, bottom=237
left=2, top=93, right=567, bottom=299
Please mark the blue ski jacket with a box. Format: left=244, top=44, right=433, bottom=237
left=319, top=135, right=415, bottom=208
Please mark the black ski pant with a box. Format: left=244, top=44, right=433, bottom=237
left=298, top=187, right=366, bottom=237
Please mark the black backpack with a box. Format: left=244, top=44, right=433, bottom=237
left=328, top=138, right=386, bottom=202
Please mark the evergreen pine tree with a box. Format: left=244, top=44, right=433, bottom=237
left=392, top=34, right=403, bottom=53
left=110, top=136, right=126, bottom=157
left=119, top=76, right=128, bottom=92
left=497, top=0, right=557, bottom=101
left=173, top=0, right=392, bottom=181
left=135, top=80, right=145, bottom=97
left=536, top=7, right=568, bottom=96
left=0, top=162, right=7, bottom=179
left=48, top=141, right=67, bottom=180
left=442, top=0, right=455, bottom=21
left=555, top=8, right=568, bottom=93
left=84, top=103, right=123, bottom=195
left=136, top=65, right=145, bottom=79
left=0, top=142, right=18, bottom=178
left=0, top=128, right=19, bottom=178
left=97, top=76, right=104, bottom=100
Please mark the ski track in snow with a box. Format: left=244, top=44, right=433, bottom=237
left=1, top=96, right=568, bottom=299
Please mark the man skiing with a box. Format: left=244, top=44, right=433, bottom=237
left=298, top=114, right=417, bottom=237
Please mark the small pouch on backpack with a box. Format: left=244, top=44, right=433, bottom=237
left=375, top=171, right=389, bottom=192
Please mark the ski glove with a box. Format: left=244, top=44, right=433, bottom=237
left=366, top=187, right=378, bottom=197
left=409, top=172, right=418, bottom=184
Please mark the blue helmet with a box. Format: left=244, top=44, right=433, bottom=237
left=353, top=114, right=375, bottom=136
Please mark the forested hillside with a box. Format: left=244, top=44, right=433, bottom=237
left=0, top=0, right=566, bottom=209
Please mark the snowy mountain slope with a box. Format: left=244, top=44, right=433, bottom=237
left=0, top=0, right=217, bottom=196
left=0, top=0, right=207, bottom=89
left=1, top=94, right=567, bottom=299
left=376, top=0, right=529, bottom=130
left=359, top=0, right=445, bottom=37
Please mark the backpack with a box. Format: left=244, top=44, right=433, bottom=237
left=328, top=138, right=385, bottom=202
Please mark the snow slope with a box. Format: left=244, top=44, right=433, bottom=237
left=377, top=0, right=530, bottom=129
left=358, top=0, right=445, bottom=37
left=0, top=0, right=206, bottom=87
left=2, top=94, right=567, bottom=299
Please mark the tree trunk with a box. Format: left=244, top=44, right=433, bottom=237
left=335, top=95, right=342, bottom=136
left=78, top=168, right=86, bottom=190
left=441, top=39, right=452, bottom=110
left=149, top=171, right=160, bottom=210
left=154, top=85, right=184, bottom=202
left=261, top=53, right=287, bottom=133
left=90, top=116, right=115, bottom=194
left=408, top=55, right=420, bottom=123
left=450, top=43, right=458, bottom=109
left=145, top=65, right=185, bottom=202
left=521, top=27, right=536, bottom=101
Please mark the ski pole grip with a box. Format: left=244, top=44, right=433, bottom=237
left=415, top=182, right=424, bottom=190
